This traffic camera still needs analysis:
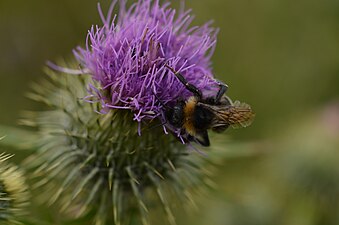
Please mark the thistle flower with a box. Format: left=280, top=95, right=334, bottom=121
left=0, top=152, right=29, bottom=224
left=51, top=0, right=219, bottom=137
left=23, top=1, right=226, bottom=224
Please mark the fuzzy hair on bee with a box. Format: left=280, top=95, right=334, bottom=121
left=164, top=64, right=255, bottom=147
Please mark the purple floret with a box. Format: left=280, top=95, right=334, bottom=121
left=72, top=0, right=219, bottom=135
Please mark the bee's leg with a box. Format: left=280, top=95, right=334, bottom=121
left=146, top=120, right=167, bottom=131
left=214, top=80, right=228, bottom=103
left=194, top=130, right=210, bottom=147
left=165, top=64, right=202, bottom=99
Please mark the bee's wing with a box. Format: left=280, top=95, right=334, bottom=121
left=201, top=100, right=255, bottom=130
left=227, top=100, right=255, bottom=128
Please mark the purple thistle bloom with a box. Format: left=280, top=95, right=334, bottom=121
left=58, top=0, right=220, bottom=136
left=27, top=2, right=236, bottom=223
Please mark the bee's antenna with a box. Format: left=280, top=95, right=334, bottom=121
left=164, top=63, right=177, bottom=74
left=152, top=91, right=171, bottom=111
left=164, top=64, right=202, bottom=99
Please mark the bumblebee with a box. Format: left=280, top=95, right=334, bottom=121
left=164, top=65, right=255, bottom=146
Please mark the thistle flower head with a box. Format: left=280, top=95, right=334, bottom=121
left=24, top=1, right=223, bottom=224
left=73, top=0, right=219, bottom=124
left=0, top=153, right=29, bottom=224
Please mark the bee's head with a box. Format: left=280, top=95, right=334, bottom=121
left=165, top=101, right=186, bottom=127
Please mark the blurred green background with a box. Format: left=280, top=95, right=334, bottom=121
left=1, top=0, right=339, bottom=224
